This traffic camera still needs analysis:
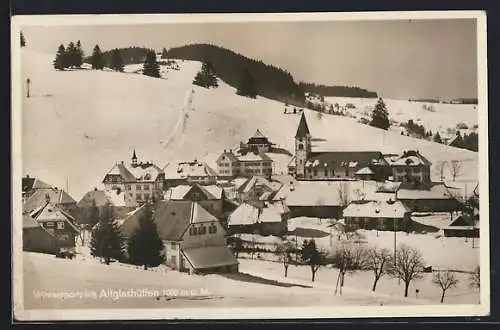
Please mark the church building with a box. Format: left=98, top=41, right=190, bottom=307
left=293, top=112, right=389, bottom=181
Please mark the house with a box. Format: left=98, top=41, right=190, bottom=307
left=102, top=150, right=165, bottom=207
left=23, top=186, right=77, bottom=217
left=342, top=199, right=411, bottom=232
left=227, top=201, right=290, bottom=236
left=120, top=200, right=238, bottom=274
left=273, top=180, right=378, bottom=219
left=164, top=160, right=218, bottom=187
left=396, top=182, right=462, bottom=212
left=164, top=184, right=225, bottom=220
left=23, top=214, right=57, bottom=254
left=235, top=176, right=283, bottom=206
left=22, top=175, right=52, bottom=203
left=385, top=150, right=432, bottom=183
left=216, top=149, right=273, bottom=179
left=241, top=129, right=275, bottom=153
left=293, top=112, right=388, bottom=181
left=444, top=214, right=479, bottom=238
left=26, top=202, right=80, bottom=254
left=76, top=187, right=135, bottom=225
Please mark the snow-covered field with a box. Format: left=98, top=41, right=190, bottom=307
left=20, top=49, right=478, bottom=201
left=23, top=251, right=432, bottom=310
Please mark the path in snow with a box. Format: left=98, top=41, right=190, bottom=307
left=162, top=88, right=194, bottom=149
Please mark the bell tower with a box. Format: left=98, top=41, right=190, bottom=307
left=295, top=112, right=311, bottom=178
left=132, top=149, right=137, bottom=166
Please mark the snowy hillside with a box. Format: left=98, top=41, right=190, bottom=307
left=20, top=49, right=478, bottom=201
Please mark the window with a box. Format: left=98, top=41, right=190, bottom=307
left=136, top=193, right=142, bottom=201
left=126, top=184, right=131, bottom=190
left=171, top=242, right=177, bottom=249
left=298, top=144, right=304, bottom=150
left=144, top=185, right=150, bottom=190
left=192, top=227, right=198, bottom=235
left=209, top=224, right=217, bottom=234
left=57, top=222, right=65, bottom=230
left=46, top=221, right=55, bottom=228
left=200, top=226, right=206, bottom=235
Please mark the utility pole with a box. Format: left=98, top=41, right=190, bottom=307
left=26, top=78, right=31, bottom=98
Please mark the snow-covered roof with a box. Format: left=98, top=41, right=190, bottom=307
left=397, top=182, right=455, bottom=200
left=343, top=200, right=410, bottom=219
left=228, top=203, right=259, bottom=226
left=165, top=184, right=223, bottom=200
left=259, top=202, right=289, bottom=223
left=104, top=161, right=163, bottom=182
left=236, top=152, right=272, bottom=162
left=276, top=180, right=378, bottom=207
left=355, top=167, right=373, bottom=175
left=164, top=161, right=217, bottom=179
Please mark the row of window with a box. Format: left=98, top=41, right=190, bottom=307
left=188, top=224, right=217, bottom=236
left=126, top=184, right=151, bottom=191
left=45, top=221, right=65, bottom=230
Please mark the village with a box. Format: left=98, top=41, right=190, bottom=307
left=21, top=109, right=481, bottom=306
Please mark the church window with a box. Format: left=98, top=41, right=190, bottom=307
left=298, top=144, right=304, bottom=150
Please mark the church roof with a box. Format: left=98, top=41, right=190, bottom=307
left=295, top=112, right=310, bottom=138
left=252, top=129, right=265, bottom=139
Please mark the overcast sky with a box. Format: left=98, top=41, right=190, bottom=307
left=22, top=18, right=478, bottom=100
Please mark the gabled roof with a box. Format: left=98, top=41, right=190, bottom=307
left=306, top=151, right=382, bottom=168
left=22, top=177, right=36, bottom=193
left=164, top=161, right=218, bottom=180
left=251, top=129, right=265, bottom=139
left=386, top=150, right=432, bottom=166
left=396, top=182, right=456, bottom=200
left=78, top=189, right=126, bottom=208
left=23, top=214, right=40, bottom=229
left=32, top=178, right=52, bottom=190
left=238, top=176, right=279, bottom=194
left=228, top=201, right=289, bottom=226
left=295, top=112, right=310, bottom=138
left=343, top=200, right=410, bottom=219
left=30, top=202, right=80, bottom=233
left=165, top=184, right=223, bottom=201
left=153, top=201, right=219, bottom=241
left=182, top=246, right=238, bottom=269
left=23, top=188, right=77, bottom=214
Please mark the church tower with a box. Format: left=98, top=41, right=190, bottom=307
left=295, top=112, right=311, bottom=178
left=132, top=149, right=137, bottom=166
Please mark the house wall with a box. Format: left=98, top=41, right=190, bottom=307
left=443, top=228, right=479, bottom=238
left=289, top=205, right=342, bottom=219
left=239, top=161, right=273, bottom=177
left=124, top=180, right=162, bottom=207
left=400, top=198, right=460, bottom=213
left=39, top=220, right=77, bottom=248
left=305, top=166, right=356, bottom=180
left=23, top=228, right=57, bottom=254
left=181, top=221, right=227, bottom=250
left=392, top=165, right=431, bottom=183
left=217, top=155, right=235, bottom=177
left=345, top=216, right=406, bottom=231
left=259, top=221, right=286, bottom=236
left=164, top=240, right=184, bottom=270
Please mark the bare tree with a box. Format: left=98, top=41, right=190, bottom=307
left=387, top=244, right=425, bottom=297
left=434, top=161, right=448, bottom=182
left=332, top=241, right=368, bottom=295
left=432, top=271, right=459, bottom=303
left=450, top=160, right=462, bottom=181
left=469, top=266, right=480, bottom=291
left=367, top=247, right=391, bottom=292
left=275, top=239, right=295, bottom=277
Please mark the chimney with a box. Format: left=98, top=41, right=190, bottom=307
left=121, top=161, right=124, bottom=164
left=94, top=187, right=98, bottom=191
left=224, top=149, right=226, bottom=153
left=26, top=174, right=30, bottom=179
left=229, top=149, right=232, bottom=153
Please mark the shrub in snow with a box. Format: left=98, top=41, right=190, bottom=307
left=369, top=98, right=390, bottom=130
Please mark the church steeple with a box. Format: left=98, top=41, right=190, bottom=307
left=295, top=112, right=310, bottom=138
left=132, top=149, right=137, bottom=166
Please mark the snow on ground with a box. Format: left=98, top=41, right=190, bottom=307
left=325, top=96, right=478, bottom=137
left=21, top=49, right=478, bottom=202
left=23, top=251, right=429, bottom=309
left=238, top=258, right=480, bottom=305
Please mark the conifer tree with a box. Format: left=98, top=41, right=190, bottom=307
left=66, top=42, right=77, bottom=68
left=126, top=203, right=164, bottom=270
left=87, top=199, right=100, bottom=227
left=20, top=32, right=26, bottom=47
left=434, top=131, right=442, bottom=144
left=161, top=47, right=168, bottom=59
left=192, top=61, right=218, bottom=88
left=369, top=98, right=390, bottom=130
left=142, top=49, right=161, bottom=78
left=236, top=69, right=257, bottom=98
left=53, top=44, right=67, bottom=71
left=109, top=48, right=124, bottom=72
left=90, top=202, right=124, bottom=265
left=75, top=40, right=84, bottom=68
left=90, top=44, right=105, bottom=70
